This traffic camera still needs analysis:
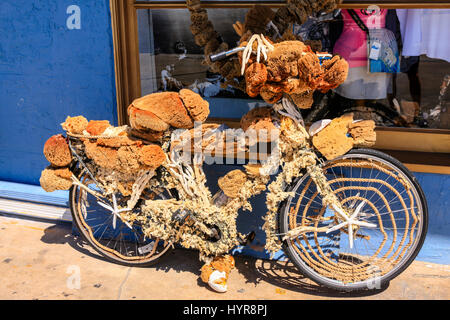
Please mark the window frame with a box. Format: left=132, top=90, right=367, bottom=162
left=110, top=0, right=450, bottom=174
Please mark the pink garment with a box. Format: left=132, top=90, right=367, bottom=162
left=333, top=9, right=387, bottom=68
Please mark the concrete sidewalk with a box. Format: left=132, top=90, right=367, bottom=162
left=0, top=214, right=449, bottom=300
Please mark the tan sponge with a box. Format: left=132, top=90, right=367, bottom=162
left=40, top=166, right=72, bottom=192
left=61, top=116, right=88, bottom=134
left=312, top=114, right=354, bottom=160
left=349, top=120, right=376, bottom=147
left=218, top=169, right=248, bottom=198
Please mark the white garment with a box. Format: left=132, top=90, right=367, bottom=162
left=334, top=66, right=391, bottom=100
left=396, top=9, right=450, bottom=62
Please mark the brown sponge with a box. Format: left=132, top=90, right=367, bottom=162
left=138, top=145, right=166, bottom=170
left=290, top=90, right=314, bottom=109
left=61, top=116, right=88, bottom=134
left=259, top=85, right=283, bottom=104
left=245, top=63, right=268, bottom=98
left=128, top=105, right=170, bottom=132
left=266, top=41, right=309, bottom=82
left=200, top=255, right=235, bottom=283
left=83, top=140, right=119, bottom=171
left=240, top=107, right=278, bottom=143
left=40, top=166, right=72, bottom=192
left=319, top=55, right=349, bottom=92
left=86, top=120, right=110, bottom=136
left=297, top=52, right=324, bottom=88
left=130, top=92, right=194, bottom=129
left=312, top=113, right=354, bottom=160
left=129, top=128, right=165, bottom=143
left=244, top=5, right=276, bottom=34
left=218, top=170, right=248, bottom=198
left=117, top=146, right=142, bottom=174
left=179, top=89, right=210, bottom=123
left=43, top=134, right=72, bottom=167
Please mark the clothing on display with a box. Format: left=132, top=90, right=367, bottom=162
left=396, top=9, right=450, bottom=62
left=333, top=9, right=392, bottom=99
left=333, top=66, right=391, bottom=100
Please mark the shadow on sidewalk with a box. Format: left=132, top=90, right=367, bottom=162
left=235, top=256, right=389, bottom=298
left=40, top=223, right=112, bottom=265
left=40, top=223, right=388, bottom=297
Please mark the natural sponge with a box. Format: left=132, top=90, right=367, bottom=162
left=39, top=166, right=73, bottom=192
left=218, top=169, right=247, bottom=198
left=179, top=89, right=210, bottom=122
left=43, top=134, right=72, bottom=167
left=312, top=113, right=354, bottom=160
left=86, top=120, right=111, bottom=136
left=128, top=105, right=170, bottom=132
left=240, top=107, right=278, bottom=143
left=129, top=128, right=165, bottom=143
left=130, top=92, right=193, bottom=129
left=290, top=90, right=314, bottom=109
left=349, top=120, right=376, bottom=147
left=200, top=255, right=235, bottom=293
left=138, top=144, right=166, bottom=169
left=83, top=140, right=119, bottom=171
left=61, top=116, right=88, bottom=134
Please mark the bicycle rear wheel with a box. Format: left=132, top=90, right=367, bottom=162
left=69, top=169, right=173, bottom=267
left=279, top=149, right=428, bottom=291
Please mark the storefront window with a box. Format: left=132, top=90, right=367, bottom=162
left=137, top=6, right=449, bottom=129
left=138, top=8, right=248, bottom=97
left=310, top=8, right=450, bottom=130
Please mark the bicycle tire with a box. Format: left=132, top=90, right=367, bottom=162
left=278, top=148, right=428, bottom=291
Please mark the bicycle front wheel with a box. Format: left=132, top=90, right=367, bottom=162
left=279, top=149, right=428, bottom=291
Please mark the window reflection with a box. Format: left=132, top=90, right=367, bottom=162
left=138, top=9, right=249, bottom=99
left=137, top=7, right=450, bottom=129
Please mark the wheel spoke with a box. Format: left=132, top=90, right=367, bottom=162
left=71, top=170, right=172, bottom=266
left=282, top=151, right=426, bottom=288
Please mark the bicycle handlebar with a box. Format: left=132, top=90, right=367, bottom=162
left=209, top=46, right=245, bottom=62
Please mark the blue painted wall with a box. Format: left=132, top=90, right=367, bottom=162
left=0, top=0, right=117, bottom=185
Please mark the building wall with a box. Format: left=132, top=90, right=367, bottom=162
left=0, top=0, right=117, bottom=185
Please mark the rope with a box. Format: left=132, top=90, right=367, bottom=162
left=67, top=132, right=129, bottom=139
left=284, top=158, right=420, bottom=283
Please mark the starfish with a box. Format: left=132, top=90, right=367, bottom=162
left=326, top=201, right=377, bottom=249
left=97, top=194, right=132, bottom=229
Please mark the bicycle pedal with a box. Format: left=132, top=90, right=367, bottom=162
left=238, top=231, right=256, bottom=246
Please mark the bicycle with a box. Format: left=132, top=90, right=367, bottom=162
left=65, top=96, right=427, bottom=292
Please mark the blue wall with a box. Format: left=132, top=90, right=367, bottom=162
left=0, top=0, right=117, bottom=185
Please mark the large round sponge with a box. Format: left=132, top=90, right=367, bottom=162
left=43, top=134, right=72, bottom=167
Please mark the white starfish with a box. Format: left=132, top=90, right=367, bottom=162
left=326, top=201, right=377, bottom=249
left=97, top=194, right=132, bottom=229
